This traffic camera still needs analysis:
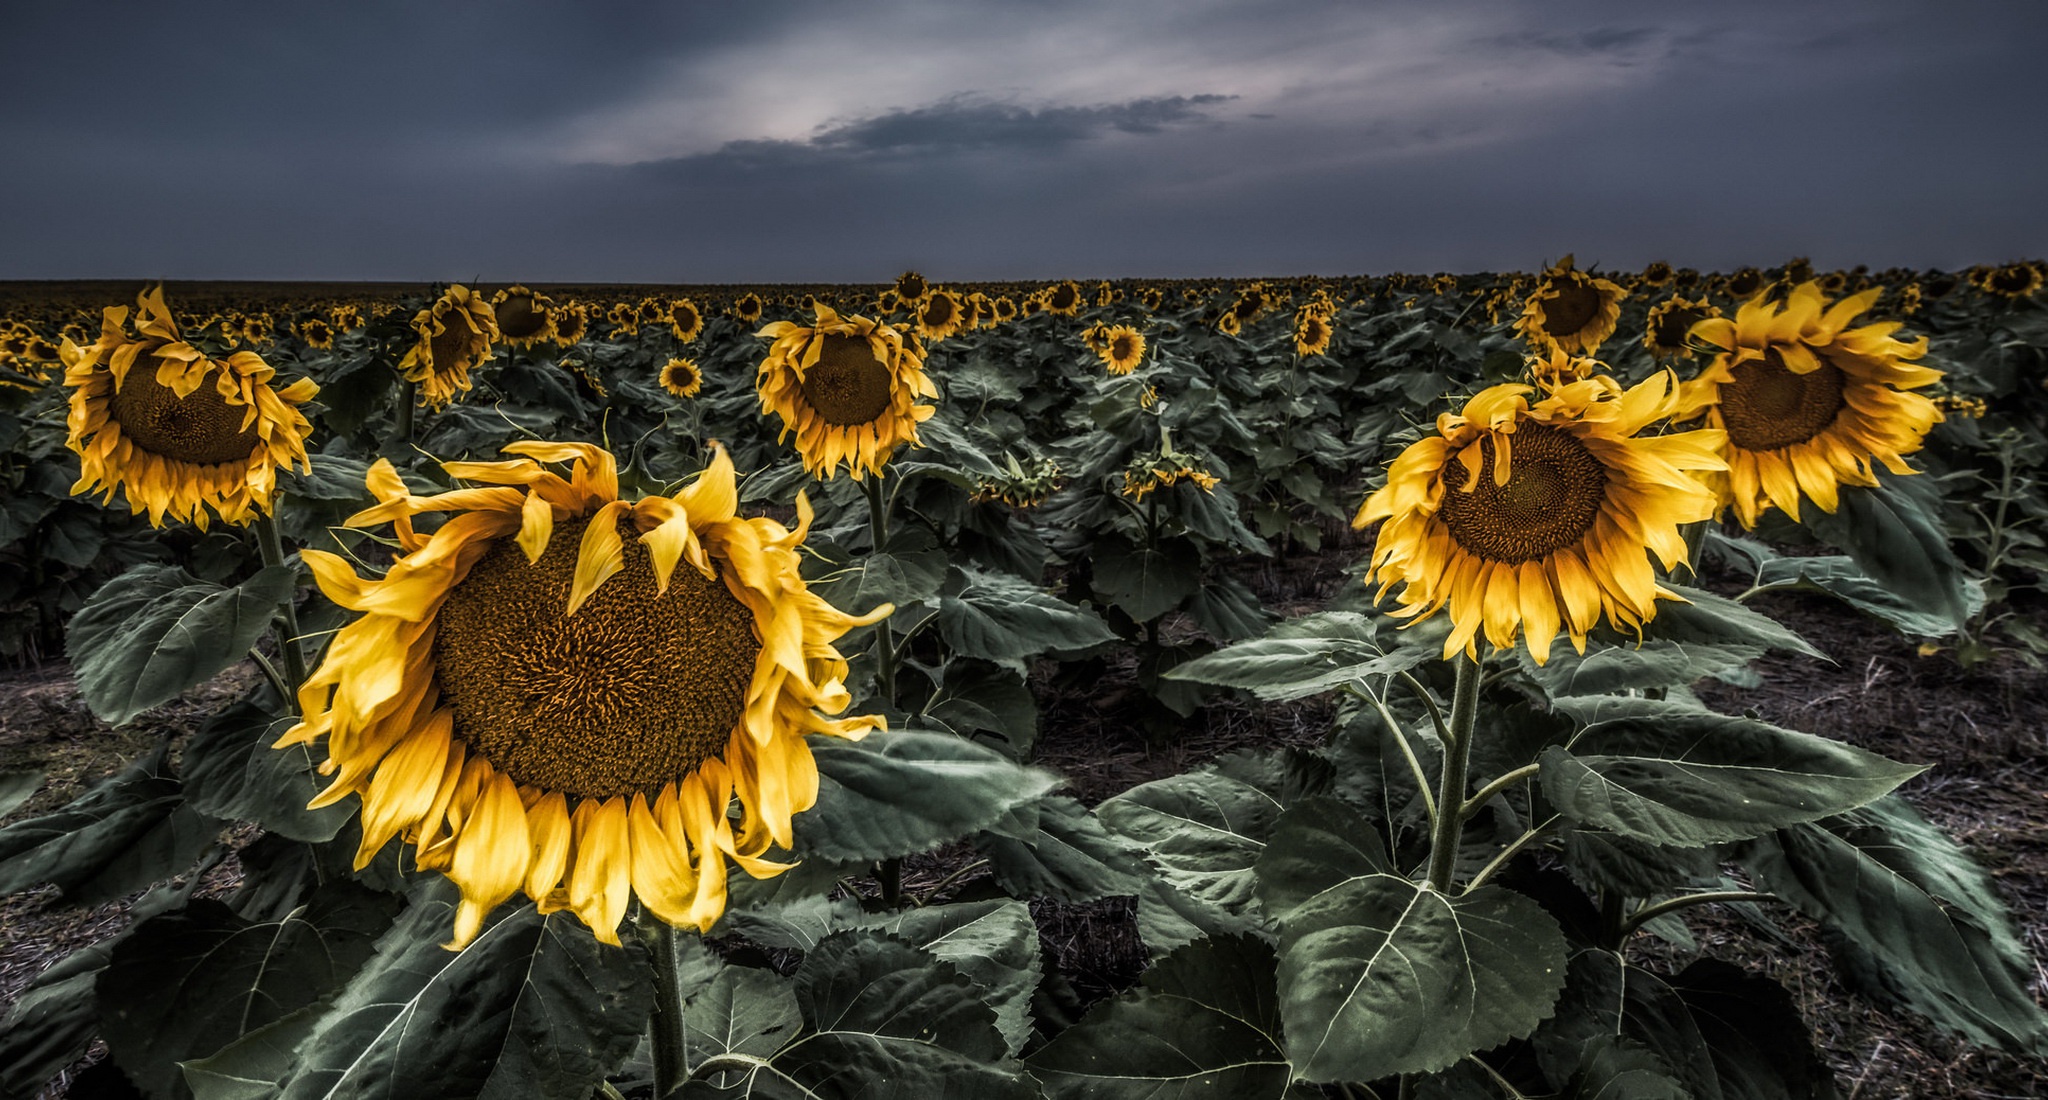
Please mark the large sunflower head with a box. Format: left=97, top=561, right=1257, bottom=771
left=277, top=443, right=889, bottom=948
left=670, top=298, right=705, bottom=342
left=1355, top=374, right=1726, bottom=663
left=1513, top=255, right=1628, bottom=356
left=491, top=285, right=558, bottom=348
left=1642, top=296, right=1723, bottom=361
left=1099, top=325, right=1146, bottom=375
left=1676, top=281, right=1943, bottom=528
left=661, top=356, right=704, bottom=399
left=755, top=304, right=938, bottom=481
left=400, top=285, right=500, bottom=409
left=62, top=287, right=319, bottom=529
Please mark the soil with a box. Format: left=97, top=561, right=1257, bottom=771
left=3, top=533, right=2045, bottom=1099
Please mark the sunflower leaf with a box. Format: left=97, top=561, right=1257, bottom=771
left=1540, top=697, right=1924, bottom=846
left=1800, top=471, right=1972, bottom=633
left=1165, top=612, right=1427, bottom=701
left=1089, top=536, right=1199, bottom=622
left=276, top=881, right=654, bottom=1100
left=798, top=730, right=1062, bottom=862
left=973, top=794, right=1150, bottom=903
left=1025, top=934, right=1292, bottom=1100
left=68, top=563, right=298, bottom=727
left=181, top=691, right=350, bottom=842
left=0, top=942, right=115, bottom=1100
left=936, top=566, right=1117, bottom=671
left=1275, top=874, right=1567, bottom=1082
left=0, top=744, right=217, bottom=904
left=1735, top=795, right=2048, bottom=1054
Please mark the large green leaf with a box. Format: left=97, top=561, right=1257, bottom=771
left=922, top=660, right=1039, bottom=761
left=937, top=566, right=1117, bottom=671
left=1639, top=584, right=1823, bottom=659
left=689, top=934, right=1034, bottom=1100
left=99, top=887, right=398, bottom=1099
left=1090, top=537, right=1200, bottom=621
left=974, top=794, right=1150, bottom=903
left=1540, top=697, right=1923, bottom=846
left=68, top=564, right=297, bottom=726
left=180, top=1004, right=327, bottom=1100
left=0, top=942, right=114, bottom=1099
left=682, top=963, right=804, bottom=1070
left=796, top=730, right=1062, bottom=862
left=857, top=901, right=1043, bottom=1056
left=1252, top=797, right=1394, bottom=916
left=1275, top=874, right=1567, bottom=1082
left=1098, top=756, right=1295, bottom=950
left=0, top=746, right=218, bottom=903
left=0, top=769, right=43, bottom=819
left=1165, top=612, right=1430, bottom=701
left=1800, top=471, right=1971, bottom=631
left=1738, top=796, right=2048, bottom=1054
left=276, top=881, right=653, bottom=1100
left=1520, top=639, right=1765, bottom=697
left=181, top=693, right=349, bottom=842
left=811, top=527, right=948, bottom=616
left=1026, top=935, right=1292, bottom=1099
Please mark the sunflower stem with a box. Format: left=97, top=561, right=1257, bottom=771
left=254, top=510, right=307, bottom=710
left=396, top=380, right=416, bottom=444
left=862, top=473, right=897, bottom=706
left=1424, top=654, right=1481, bottom=893
left=648, top=919, right=691, bottom=1099
left=1618, top=890, right=1776, bottom=941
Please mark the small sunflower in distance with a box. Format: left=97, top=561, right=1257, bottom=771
left=915, top=289, right=964, bottom=342
left=661, top=357, right=704, bottom=399
left=892, top=271, right=929, bottom=304
left=1972, top=261, right=2043, bottom=300
left=553, top=304, right=590, bottom=345
left=756, top=304, right=938, bottom=480
left=1677, top=281, right=1943, bottom=527
left=1294, top=307, right=1333, bottom=357
left=1513, top=255, right=1628, bottom=356
left=732, top=293, right=765, bottom=324
left=491, top=285, right=557, bottom=348
left=1355, top=374, right=1726, bottom=663
left=401, top=285, right=500, bottom=408
left=278, top=442, right=889, bottom=948
left=1099, top=325, right=1146, bottom=375
left=1643, top=297, right=1723, bottom=361
left=670, top=298, right=704, bottom=342
left=62, top=286, right=318, bottom=529
left=1042, top=281, right=1084, bottom=317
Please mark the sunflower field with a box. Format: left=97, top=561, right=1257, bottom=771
left=0, top=258, right=2045, bottom=1099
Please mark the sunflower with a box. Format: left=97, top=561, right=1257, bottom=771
left=651, top=299, right=697, bottom=344
left=241, top=314, right=276, bottom=346
left=732, top=294, right=765, bottom=324
left=1724, top=268, right=1765, bottom=298
left=661, top=357, right=704, bottom=399
left=1972, top=261, right=2044, bottom=300
left=491, top=285, right=558, bottom=348
left=553, top=304, right=590, bottom=346
left=297, top=317, right=337, bottom=350
left=276, top=443, right=888, bottom=948
left=1526, top=348, right=1601, bottom=391
left=1642, top=296, right=1722, bottom=361
left=1099, top=325, right=1146, bottom=375
left=1294, top=309, right=1333, bottom=357
left=755, top=304, right=938, bottom=481
left=1676, top=281, right=1943, bottom=528
left=61, top=287, right=318, bottom=529
left=992, top=296, right=1019, bottom=323
left=1640, top=261, right=1675, bottom=288
left=400, top=285, right=500, bottom=409
left=1356, top=375, right=1725, bottom=663
left=876, top=289, right=903, bottom=315
left=1138, top=287, right=1165, bottom=312
left=1513, top=255, right=1628, bottom=356
left=1042, top=281, right=1083, bottom=317
left=1216, top=311, right=1242, bottom=337
left=915, top=289, right=964, bottom=342
left=892, top=271, right=929, bottom=304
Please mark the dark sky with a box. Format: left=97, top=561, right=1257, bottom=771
left=6, top=0, right=2045, bottom=282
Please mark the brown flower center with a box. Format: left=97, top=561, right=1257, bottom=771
left=922, top=296, right=956, bottom=329
left=496, top=295, right=548, bottom=339
left=433, top=515, right=761, bottom=799
left=1438, top=422, right=1608, bottom=564
left=109, top=358, right=262, bottom=466
left=1650, top=306, right=1707, bottom=351
left=1540, top=279, right=1601, bottom=337
left=799, top=334, right=894, bottom=426
left=429, top=312, right=479, bottom=373
left=1110, top=334, right=1140, bottom=362
left=1717, top=347, right=1846, bottom=451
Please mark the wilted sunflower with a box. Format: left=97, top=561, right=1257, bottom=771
left=992, top=296, right=1019, bottom=323
left=915, top=289, right=964, bottom=342
left=62, top=287, right=318, bottom=529
left=400, top=285, right=500, bottom=408
left=1138, top=287, right=1165, bottom=312
left=756, top=304, right=938, bottom=480
left=732, top=293, right=765, bottom=324
left=661, top=357, right=704, bottom=399
left=1643, top=296, right=1722, bottom=361
left=1099, top=325, right=1146, bottom=375
left=492, top=285, right=558, bottom=348
left=277, top=443, right=887, bottom=948
left=1042, top=281, right=1083, bottom=317
left=1972, top=261, right=2044, bottom=300
left=1355, top=374, right=1725, bottom=663
left=1677, top=281, right=1943, bottom=527
left=670, top=298, right=704, bottom=342
left=1294, top=309, right=1333, bottom=357
left=1513, top=255, right=1628, bottom=356
left=1526, top=348, right=1602, bottom=390
left=553, top=304, right=590, bottom=346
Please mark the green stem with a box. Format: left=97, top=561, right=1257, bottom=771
left=396, top=379, right=416, bottom=444
left=1619, top=890, right=1776, bottom=940
left=254, top=510, right=307, bottom=711
left=1460, top=763, right=1540, bottom=822
left=1464, top=815, right=1559, bottom=893
left=1355, top=686, right=1435, bottom=827
left=1425, top=654, right=1481, bottom=893
left=863, top=473, right=904, bottom=909
left=648, top=919, right=690, bottom=1099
